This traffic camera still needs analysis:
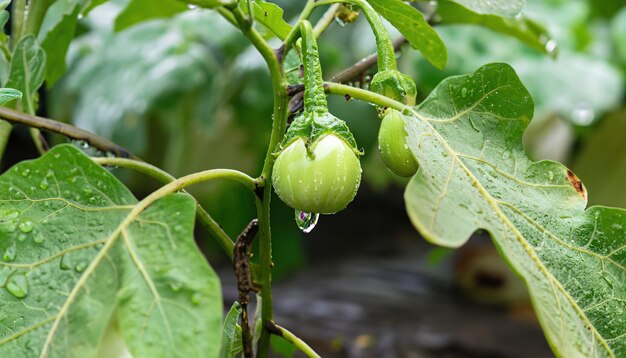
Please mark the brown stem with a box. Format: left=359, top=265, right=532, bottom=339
left=0, top=107, right=136, bottom=159
left=234, top=219, right=260, bottom=358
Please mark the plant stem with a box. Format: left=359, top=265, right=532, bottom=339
left=219, top=7, right=290, bottom=357
left=268, top=323, right=321, bottom=358
left=91, top=156, right=240, bottom=260
left=0, top=107, right=137, bottom=158
left=313, top=4, right=340, bottom=38
left=11, top=0, right=26, bottom=49
left=325, top=81, right=407, bottom=111
left=24, top=0, right=54, bottom=37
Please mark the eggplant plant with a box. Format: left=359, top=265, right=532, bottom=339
left=0, top=0, right=625, bottom=357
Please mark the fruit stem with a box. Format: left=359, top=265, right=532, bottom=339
left=300, top=20, right=329, bottom=116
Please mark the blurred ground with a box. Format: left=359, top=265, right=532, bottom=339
left=219, top=186, right=554, bottom=357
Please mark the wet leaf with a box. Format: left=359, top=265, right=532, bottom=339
left=38, top=0, right=83, bottom=85
left=366, top=0, right=447, bottom=69
left=0, top=145, right=222, bottom=357
left=114, top=0, right=189, bottom=31
left=220, top=302, right=243, bottom=358
left=435, top=0, right=555, bottom=56
left=6, top=35, right=45, bottom=112
left=0, top=88, right=21, bottom=105
left=449, top=0, right=525, bottom=17
left=252, top=0, right=292, bottom=40
left=404, top=63, right=626, bottom=357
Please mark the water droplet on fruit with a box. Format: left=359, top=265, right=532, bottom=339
left=295, top=210, right=319, bottom=233
left=18, top=221, right=34, bottom=233
left=6, top=273, right=28, bottom=299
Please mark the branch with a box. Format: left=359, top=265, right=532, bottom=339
left=234, top=219, right=260, bottom=358
left=0, top=106, right=137, bottom=159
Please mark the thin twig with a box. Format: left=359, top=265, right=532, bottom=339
left=0, top=107, right=136, bottom=159
left=234, top=219, right=260, bottom=358
left=265, top=321, right=321, bottom=358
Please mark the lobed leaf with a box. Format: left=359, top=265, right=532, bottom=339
left=366, top=0, right=447, bottom=69
left=403, top=63, right=626, bottom=357
left=0, top=145, right=222, bottom=357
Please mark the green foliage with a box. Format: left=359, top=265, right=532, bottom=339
left=1, top=1, right=625, bottom=357
left=251, top=0, right=292, bottom=40
left=0, top=88, right=21, bottom=105
left=435, top=0, right=554, bottom=55
left=37, top=0, right=82, bottom=85
left=6, top=35, right=45, bottom=113
left=0, top=145, right=222, bottom=357
left=220, top=302, right=243, bottom=358
left=366, top=0, right=447, bottom=69
left=450, top=0, right=525, bottom=17
left=114, top=0, right=189, bottom=31
left=403, top=63, right=626, bottom=357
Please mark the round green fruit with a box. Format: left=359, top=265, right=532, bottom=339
left=378, top=109, right=418, bottom=177
left=272, top=135, right=362, bottom=214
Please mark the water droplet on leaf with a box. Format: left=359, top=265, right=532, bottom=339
left=191, top=292, right=201, bottom=305
left=6, top=273, right=28, bottom=299
left=3, top=244, right=16, bottom=262
left=18, top=221, right=34, bottom=233
left=295, top=210, right=319, bottom=233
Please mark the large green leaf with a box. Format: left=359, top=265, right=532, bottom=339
left=114, top=0, right=189, bottom=31
left=612, top=7, right=626, bottom=64
left=435, top=0, right=555, bottom=55
left=38, top=0, right=83, bottom=86
left=366, top=0, right=447, bottom=69
left=6, top=35, right=45, bottom=113
left=403, top=63, right=626, bottom=357
left=450, top=0, right=525, bottom=17
left=0, top=145, right=222, bottom=357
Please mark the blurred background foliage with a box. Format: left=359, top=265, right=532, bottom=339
left=36, top=0, right=626, bottom=279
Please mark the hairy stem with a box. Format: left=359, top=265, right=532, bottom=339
left=325, top=81, right=407, bottom=111
left=90, top=156, right=239, bottom=260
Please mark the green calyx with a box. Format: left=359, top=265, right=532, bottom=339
left=277, top=112, right=361, bottom=158
left=276, top=20, right=360, bottom=157
left=370, top=69, right=417, bottom=106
